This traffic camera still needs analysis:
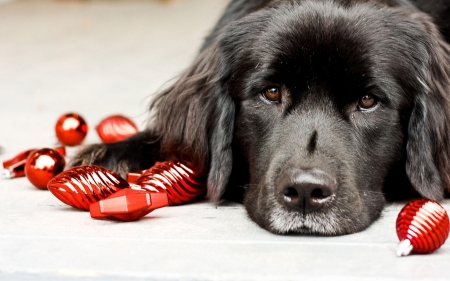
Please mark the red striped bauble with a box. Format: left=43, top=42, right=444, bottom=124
left=47, top=165, right=129, bottom=210
left=135, top=161, right=206, bottom=205
left=96, top=115, right=138, bottom=143
left=396, top=199, right=449, bottom=256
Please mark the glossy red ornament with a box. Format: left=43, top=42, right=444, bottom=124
left=2, top=147, right=65, bottom=179
left=396, top=199, right=450, bottom=256
left=90, top=188, right=168, bottom=221
left=47, top=165, right=129, bottom=210
left=25, top=148, right=66, bottom=189
left=127, top=170, right=147, bottom=183
left=55, top=113, right=88, bottom=146
left=96, top=115, right=138, bottom=143
left=135, top=161, right=205, bottom=205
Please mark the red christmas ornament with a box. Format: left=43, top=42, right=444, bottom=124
left=96, top=115, right=138, bottom=143
left=25, top=148, right=66, bottom=189
left=135, top=161, right=205, bottom=205
left=127, top=170, right=147, bottom=183
left=2, top=147, right=65, bottom=179
left=396, top=199, right=450, bottom=256
left=55, top=113, right=88, bottom=146
left=90, top=188, right=168, bottom=221
left=47, top=165, right=129, bottom=210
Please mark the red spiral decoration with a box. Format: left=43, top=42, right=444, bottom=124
left=396, top=199, right=450, bottom=256
left=135, top=161, right=206, bottom=205
left=47, top=165, right=129, bottom=210
left=96, top=115, right=138, bottom=143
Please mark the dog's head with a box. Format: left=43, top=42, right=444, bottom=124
left=151, top=1, right=450, bottom=235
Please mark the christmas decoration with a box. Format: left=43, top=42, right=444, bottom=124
left=135, top=161, right=205, bottom=205
left=46, top=161, right=204, bottom=222
left=55, top=113, right=88, bottom=146
left=2, top=147, right=66, bottom=179
left=47, top=165, right=129, bottom=210
left=96, top=115, right=138, bottom=143
left=25, top=148, right=66, bottom=189
left=127, top=170, right=147, bottom=183
left=90, top=188, right=168, bottom=221
left=396, top=199, right=450, bottom=256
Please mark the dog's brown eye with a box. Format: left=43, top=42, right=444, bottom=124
left=358, top=94, right=376, bottom=110
left=263, top=87, right=281, bottom=102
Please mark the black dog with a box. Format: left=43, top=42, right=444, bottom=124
left=72, top=0, right=450, bottom=235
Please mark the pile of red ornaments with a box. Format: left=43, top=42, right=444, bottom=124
left=2, top=113, right=138, bottom=186
left=47, top=161, right=205, bottom=221
left=1, top=113, right=206, bottom=221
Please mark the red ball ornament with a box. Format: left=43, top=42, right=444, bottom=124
left=135, top=161, right=206, bottom=205
left=90, top=188, right=168, bottom=221
left=47, top=165, right=129, bottom=210
left=25, top=148, right=66, bottom=189
left=2, top=147, right=65, bottom=179
left=55, top=113, right=88, bottom=146
left=396, top=199, right=450, bottom=256
left=96, top=115, right=138, bottom=143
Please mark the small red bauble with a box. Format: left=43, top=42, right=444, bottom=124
left=135, top=161, right=205, bottom=205
left=96, top=115, right=138, bottom=143
left=47, top=165, right=129, bottom=210
left=55, top=113, right=88, bottom=146
left=90, top=188, right=168, bottom=221
left=25, top=148, right=66, bottom=189
left=396, top=199, right=450, bottom=256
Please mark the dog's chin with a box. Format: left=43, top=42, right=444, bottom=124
left=245, top=191, right=375, bottom=236
left=267, top=203, right=341, bottom=235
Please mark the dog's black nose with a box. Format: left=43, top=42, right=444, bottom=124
left=276, top=168, right=337, bottom=213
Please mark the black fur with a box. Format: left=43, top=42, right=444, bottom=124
left=71, top=0, right=450, bottom=235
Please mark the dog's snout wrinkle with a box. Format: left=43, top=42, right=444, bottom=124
left=277, top=168, right=337, bottom=214
left=306, top=130, right=318, bottom=154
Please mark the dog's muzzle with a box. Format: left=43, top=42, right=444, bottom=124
left=276, top=168, right=337, bottom=214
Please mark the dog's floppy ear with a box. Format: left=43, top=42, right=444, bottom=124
left=149, top=43, right=234, bottom=202
left=406, top=18, right=450, bottom=200
left=149, top=12, right=268, bottom=201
